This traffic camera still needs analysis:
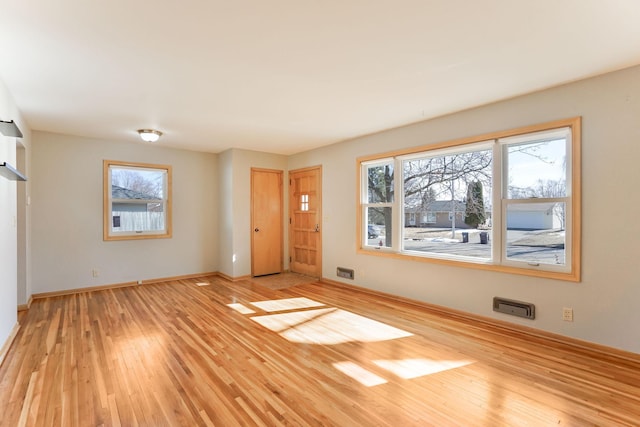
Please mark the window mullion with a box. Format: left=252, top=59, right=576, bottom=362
left=492, top=141, right=502, bottom=264
left=394, top=157, right=403, bottom=253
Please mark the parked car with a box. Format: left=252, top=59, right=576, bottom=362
left=368, top=225, right=379, bottom=238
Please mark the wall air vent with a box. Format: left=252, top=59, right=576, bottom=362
left=493, top=297, right=535, bottom=319
left=336, top=267, right=354, bottom=280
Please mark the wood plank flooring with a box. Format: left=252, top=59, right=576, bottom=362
left=1, top=276, right=639, bottom=426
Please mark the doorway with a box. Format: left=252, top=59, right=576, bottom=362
left=251, top=168, right=283, bottom=277
left=289, top=166, right=322, bottom=278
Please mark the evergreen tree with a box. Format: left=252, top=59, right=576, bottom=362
left=464, top=181, right=485, bottom=228
left=367, top=164, right=394, bottom=246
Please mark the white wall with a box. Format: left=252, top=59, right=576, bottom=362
left=289, top=65, right=640, bottom=354
left=217, top=149, right=235, bottom=277
left=0, top=77, right=29, bottom=352
left=0, top=137, right=17, bottom=349
left=16, top=140, right=31, bottom=307
left=217, top=148, right=288, bottom=278
left=30, top=132, right=218, bottom=293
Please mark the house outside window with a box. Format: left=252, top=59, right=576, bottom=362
left=103, top=160, right=172, bottom=240
left=422, top=212, right=437, bottom=224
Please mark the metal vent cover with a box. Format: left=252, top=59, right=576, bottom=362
left=336, top=267, right=354, bottom=280
left=493, top=297, right=535, bottom=319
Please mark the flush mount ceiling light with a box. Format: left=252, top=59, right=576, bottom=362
left=137, top=129, right=162, bottom=142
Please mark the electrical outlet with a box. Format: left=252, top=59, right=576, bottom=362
left=92, top=269, right=99, bottom=278
left=562, top=307, right=574, bottom=322
left=137, top=280, right=143, bottom=285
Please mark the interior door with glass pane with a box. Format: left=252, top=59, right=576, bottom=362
left=289, top=166, right=322, bottom=277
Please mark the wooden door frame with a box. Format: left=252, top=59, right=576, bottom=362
left=288, top=165, right=322, bottom=278
left=251, top=168, right=284, bottom=277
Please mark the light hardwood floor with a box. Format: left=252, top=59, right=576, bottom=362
left=1, top=276, right=639, bottom=426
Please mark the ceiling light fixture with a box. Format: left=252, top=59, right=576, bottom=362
left=137, top=129, right=162, bottom=142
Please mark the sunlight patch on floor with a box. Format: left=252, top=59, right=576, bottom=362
left=251, top=308, right=413, bottom=345
left=228, top=297, right=474, bottom=389
left=333, top=362, right=388, bottom=387
left=116, top=333, right=165, bottom=370
left=373, top=358, right=475, bottom=379
left=227, top=303, right=256, bottom=314
left=249, top=297, right=325, bottom=312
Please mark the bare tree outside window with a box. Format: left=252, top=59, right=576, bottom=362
left=111, top=168, right=163, bottom=199
left=404, top=150, right=492, bottom=241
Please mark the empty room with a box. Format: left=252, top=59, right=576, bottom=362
left=1, top=1, right=639, bottom=426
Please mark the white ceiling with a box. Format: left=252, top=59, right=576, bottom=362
left=1, top=1, right=640, bottom=155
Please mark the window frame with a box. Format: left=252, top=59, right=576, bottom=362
left=398, top=140, right=494, bottom=263
left=498, top=128, right=573, bottom=273
left=356, top=117, right=581, bottom=282
left=103, top=160, right=173, bottom=241
left=361, top=158, right=397, bottom=251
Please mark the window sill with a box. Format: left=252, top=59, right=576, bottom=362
left=104, top=232, right=172, bottom=241
left=357, top=246, right=579, bottom=282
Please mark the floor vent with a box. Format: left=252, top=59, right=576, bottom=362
left=493, top=297, right=535, bottom=319
left=336, top=267, right=354, bottom=280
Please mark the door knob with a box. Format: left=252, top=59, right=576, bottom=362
left=315, top=224, right=319, bottom=232
left=254, top=228, right=260, bottom=232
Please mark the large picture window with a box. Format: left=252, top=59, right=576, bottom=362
left=358, top=118, right=581, bottom=281
left=401, top=142, right=493, bottom=262
left=103, top=160, right=172, bottom=240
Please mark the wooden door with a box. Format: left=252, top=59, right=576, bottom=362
left=251, top=168, right=283, bottom=276
left=289, top=166, right=322, bottom=277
